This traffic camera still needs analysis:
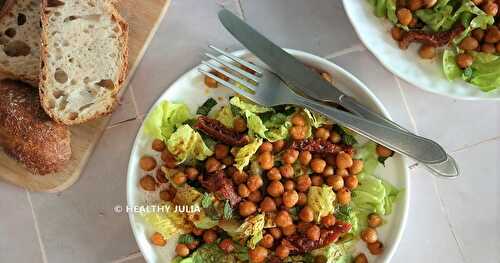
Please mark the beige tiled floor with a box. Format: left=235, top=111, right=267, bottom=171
left=0, top=0, right=499, bottom=262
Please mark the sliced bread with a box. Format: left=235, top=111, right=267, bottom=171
left=40, top=0, right=128, bottom=125
left=0, top=0, right=41, bottom=86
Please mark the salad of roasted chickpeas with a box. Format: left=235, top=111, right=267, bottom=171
left=369, top=0, right=500, bottom=92
left=135, top=71, right=402, bottom=263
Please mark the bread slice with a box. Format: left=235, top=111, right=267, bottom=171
left=40, top=0, right=128, bottom=125
left=0, top=79, right=71, bottom=175
left=0, top=0, right=42, bottom=86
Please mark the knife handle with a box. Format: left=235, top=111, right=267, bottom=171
left=292, top=95, right=447, bottom=165
left=339, top=95, right=460, bottom=178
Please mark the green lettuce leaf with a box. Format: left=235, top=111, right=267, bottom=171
left=311, top=238, right=356, bottom=263
left=166, top=125, right=213, bottom=164
left=143, top=101, right=192, bottom=141
left=468, top=51, right=500, bottom=91
left=369, top=0, right=397, bottom=24
left=229, top=96, right=272, bottom=114
left=236, top=213, right=266, bottom=249
left=443, top=49, right=463, bottom=81
left=307, top=185, right=336, bottom=222
left=140, top=203, right=189, bottom=239
left=234, top=138, right=263, bottom=171
left=215, top=105, right=235, bottom=128
left=303, top=109, right=330, bottom=128
left=245, top=111, right=268, bottom=138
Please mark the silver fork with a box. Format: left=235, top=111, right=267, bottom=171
left=198, top=46, right=447, bottom=165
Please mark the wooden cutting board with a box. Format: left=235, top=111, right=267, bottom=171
left=0, top=0, right=171, bottom=192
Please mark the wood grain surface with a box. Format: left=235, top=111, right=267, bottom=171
left=0, top=0, right=171, bottom=192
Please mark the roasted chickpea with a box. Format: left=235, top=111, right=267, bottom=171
left=176, top=243, right=190, bottom=257
left=275, top=211, right=293, bottom=227
left=150, top=232, right=167, bottom=246
left=272, top=140, right=285, bottom=152
left=284, top=180, right=295, bottom=191
left=344, top=175, right=359, bottom=190
left=247, top=175, right=264, bottom=192
left=214, top=144, right=229, bottom=160
left=238, top=184, right=251, bottom=198
left=258, top=151, right=274, bottom=170
left=306, top=225, right=321, bottom=241
left=249, top=246, right=268, bottom=263
left=282, top=149, right=299, bottom=164
left=219, top=238, right=235, bottom=253
left=270, top=227, right=282, bottom=239
left=291, top=113, right=306, bottom=126
left=222, top=156, right=234, bottom=166
left=290, top=125, right=308, bottom=140
left=322, top=165, right=335, bottom=177
left=202, top=229, right=217, bottom=244
left=239, top=201, right=257, bottom=217
left=173, top=172, right=187, bottom=185
left=376, top=145, right=393, bottom=158
left=311, top=175, right=324, bottom=186
left=418, top=44, right=437, bottom=59
left=204, top=74, right=217, bottom=88
left=279, top=164, right=295, bottom=178
left=140, top=156, right=156, bottom=171
left=151, top=139, right=166, bottom=152
left=456, top=53, right=474, bottom=69
left=297, top=192, right=308, bottom=206
left=259, top=142, right=273, bottom=153
left=140, top=175, right=156, bottom=191
left=326, top=175, right=344, bottom=191
left=260, top=197, right=277, bottom=212
left=267, top=167, right=282, bottom=181
left=156, top=168, right=168, bottom=184
left=296, top=175, right=312, bottom=192
left=353, top=253, right=368, bottom=263
left=329, top=131, right=341, bottom=143
left=397, top=8, right=413, bottom=26
left=482, top=43, right=496, bottom=53
left=297, top=221, right=312, bottom=234
left=310, top=158, right=327, bottom=173
left=336, top=168, right=349, bottom=177
left=314, top=255, right=328, bottom=263
left=185, top=167, right=199, bottom=181
left=233, top=117, right=247, bottom=133
left=361, top=227, right=378, bottom=243
left=232, top=170, right=248, bottom=185
left=314, top=127, right=330, bottom=141
left=484, top=27, right=500, bottom=44
left=267, top=181, right=285, bottom=197
left=248, top=190, right=263, bottom=203
left=205, top=157, right=221, bottom=173
left=321, top=214, right=336, bottom=226
left=391, top=26, right=404, bottom=41
left=336, top=152, right=353, bottom=169
left=408, top=0, right=423, bottom=10
left=160, top=190, right=173, bottom=201
left=192, top=227, right=204, bottom=236
left=282, top=224, right=297, bottom=236
left=483, top=1, right=498, bottom=16
left=472, top=28, right=485, bottom=42
left=337, top=188, right=351, bottom=205
left=283, top=190, right=299, bottom=208
left=299, top=151, right=312, bottom=166
left=459, top=37, right=479, bottom=51
left=350, top=159, right=364, bottom=175
left=161, top=151, right=177, bottom=168
left=275, top=244, right=290, bottom=259
left=299, top=206, right=314, bottom=223
left=260, top=234, right=274, bottom=249
left=368, top=213, right=383, bottom=228
left=367, top=241, right=384, bottom=255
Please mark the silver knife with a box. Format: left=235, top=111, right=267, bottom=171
left=218, top=9, right=459, bottom=177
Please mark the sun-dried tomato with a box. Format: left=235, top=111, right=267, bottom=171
left=290, top=139, right=343, bottom=154
left=399, top=24, right=465, bottom=49
left=281, top=222, right=351, bottom=254
left=200, top=170, right=241, bottom=206
left=195, top=116, right=249, bottom=146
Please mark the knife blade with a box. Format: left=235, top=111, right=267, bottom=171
left=218, top=9, right=459, bottom=177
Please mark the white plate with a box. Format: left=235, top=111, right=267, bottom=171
left=343, top=0, right=500, bottom=100
left=127, top=49, right=410, bottom=263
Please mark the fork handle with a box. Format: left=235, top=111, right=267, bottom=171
left=293, top=96, right=447, bottom=164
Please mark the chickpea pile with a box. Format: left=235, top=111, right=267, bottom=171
left=138, top=106, right=395, bottom=262
left=390, top=0, right=500, bottom=63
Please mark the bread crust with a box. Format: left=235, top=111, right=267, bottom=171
left=39, top=0, right=129, bottom=125
left=0, top=79, right=71, bottom=175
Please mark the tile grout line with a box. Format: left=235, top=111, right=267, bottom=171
left=394, top=76, right=419, bottom=134
left=450, top=135, right=500, bottom=154
left=129, top=85, right=144, bottom=123
left=111, top=252, right=142, bottom=263
left=26, top=191, right=49, bottom=263
left=324, top=44, right=366, bottom=59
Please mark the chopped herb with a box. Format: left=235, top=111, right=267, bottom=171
left=196, top=98, right=217, bottom=116
left=201, top=193, right=214, bottom=208
left=230, top=104, right=242, bottom=116
left=462, top=67, right=473, bottom=81
left=183, top=118, right=197, bottom=127
left=335, top=205, right=354, bottom=222
left=223, top=200, right=233, bottom=220
left=273, top=105, right=296, bottom=116
left=200, top=133, right=217, bottom=150
left=258, top=111, right=274, bottom=123
left=178, top=234, right=196, bottom=244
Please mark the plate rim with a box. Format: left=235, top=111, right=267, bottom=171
left=342, top=0, right=500, bottom=101
left=126, top=49, right=411, bottom=263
